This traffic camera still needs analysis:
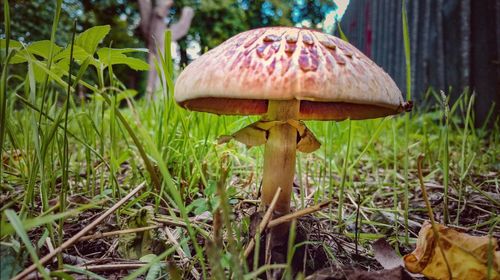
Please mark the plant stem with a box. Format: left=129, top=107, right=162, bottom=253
left=261, top=100, right=300, bottom=215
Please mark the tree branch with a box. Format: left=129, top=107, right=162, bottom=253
left=154, top=0, right=174, bottom=18
left=170, top=6, right=195, bottom=41
left=138, top=0, right=152, bottom=37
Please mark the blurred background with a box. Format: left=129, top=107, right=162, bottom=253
left=3, top=0, right=500, bottom=125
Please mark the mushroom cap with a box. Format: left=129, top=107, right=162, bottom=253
left=175, top=27, right=406, bottom=120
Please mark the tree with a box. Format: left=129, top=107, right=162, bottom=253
left=138, top=0, right=194, bottom=95
left=175, top=0, right=336, bottom=66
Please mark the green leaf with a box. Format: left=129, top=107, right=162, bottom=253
left=97, top=48, right=149, bottom=71
left=27, top=40, right=62, bottom=59
left=54, top=45, right=93, bottom=63
left=98, top=47, right=148, bottom=55
left=0, top=39, right=21, bottom=49
left=9, top=50, right=28, bottom=64
left=75, top=25, right=110, bottom=55
left=116, top=57, right=149, bottom=71
left=140, top=254, right=165, bottom=280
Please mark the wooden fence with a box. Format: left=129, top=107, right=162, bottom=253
left=337, top=0, right=500, bottom=125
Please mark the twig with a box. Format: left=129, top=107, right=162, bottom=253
left=354, top=194, right=361, bottom=255
left=152, top=217, right=210, bottom=238
left=164, top=226, right=200, bottom=279
left=267, top=200, right=332, bottom=229
left=13, top=182, right=146, bottom=280
left=244, top=187, right=281, bottom=258
left=46, top=237, right=86, bottom=265
left=79, top=225, right=162, bottom=241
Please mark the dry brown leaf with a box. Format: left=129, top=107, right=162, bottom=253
left=404, top=221, right=500, bottom=280
left=2, top=149, right=23, bottom=166
left=373, top=238, right=405, bottom=270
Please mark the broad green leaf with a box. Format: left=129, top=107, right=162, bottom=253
left=116, top=57, right=149, bottom=71
left=75, top=25, right=110, bottom=55
left=27, top=40, right=62, bottom=59
left=97, top=48, right=148, bottom=71
left=54, top=45, right=93, bottom=64
left=0, top=39, right=21, bottom=49
left=9, top=49, right=28, bottom=64
left=97, top=47, right=148, bottom=56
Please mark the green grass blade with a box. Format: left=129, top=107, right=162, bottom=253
left=338, top=119, right=352, bottom=230
left=5, top=210, right=51, bottom=280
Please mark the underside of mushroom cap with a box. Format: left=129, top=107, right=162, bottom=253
left=175, top=27, right=406, bottom=120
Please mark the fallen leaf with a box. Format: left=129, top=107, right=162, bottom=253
left=373, top=238, right=405, bottom=270
left=404, top=221, right=500, bottom=280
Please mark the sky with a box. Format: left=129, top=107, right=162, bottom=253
left=323, top=0, right=350, bottom=33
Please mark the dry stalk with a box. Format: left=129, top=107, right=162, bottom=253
left=164, top=226, right=200, bottom=279
left=417, top=154, right=452, bottom=279
left=243, top=187, right=282, bottom=258
left=79, top=225, right=162, bottom=241
left=267, top=200, right=332, bottom=229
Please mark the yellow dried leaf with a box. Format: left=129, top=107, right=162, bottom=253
left=218, top=122, right=269, bottom=148
left=404, top=221, right=500, bottom=280
left=232, top=124, right=268, bottom=148
left=297, top=127, right=321, bottom=153
left=218, top=120, right=321, bottom=152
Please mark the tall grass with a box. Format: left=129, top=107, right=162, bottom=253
left=401, top=0, right=412, bottom=244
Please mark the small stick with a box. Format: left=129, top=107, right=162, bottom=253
left=267, top=200, right=332, bottom=229
left=164, top=226, right=200, bottom=279
left=13, top=182, right=146, bottom=280
left=79, top=225, right=162, bottom=241
left=243, top=187, right=281, bottom=258
left=354, top=193, right=361, bottom=255
left=45, top=237, right=56, bottom=263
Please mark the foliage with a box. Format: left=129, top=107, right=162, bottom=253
left=3, top=25, right=147, bottom=89
left=174, top=0, right=337, bottom=64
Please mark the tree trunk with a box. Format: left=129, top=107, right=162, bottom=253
left=138, top=0, right=194, bottom=96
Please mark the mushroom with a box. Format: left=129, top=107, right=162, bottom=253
left=174, top=27, right=411, bottom=239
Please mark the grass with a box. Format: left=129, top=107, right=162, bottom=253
left=1, top=1, right=499, bottom=279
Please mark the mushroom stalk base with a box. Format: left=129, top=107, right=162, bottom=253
left=261, top=100, right=300, bottom=215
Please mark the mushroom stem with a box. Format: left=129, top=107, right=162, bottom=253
left=261, top=100, right=300, bottom=215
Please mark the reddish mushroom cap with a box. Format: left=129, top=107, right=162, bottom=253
left=175, top=27, right=406, bottom=120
